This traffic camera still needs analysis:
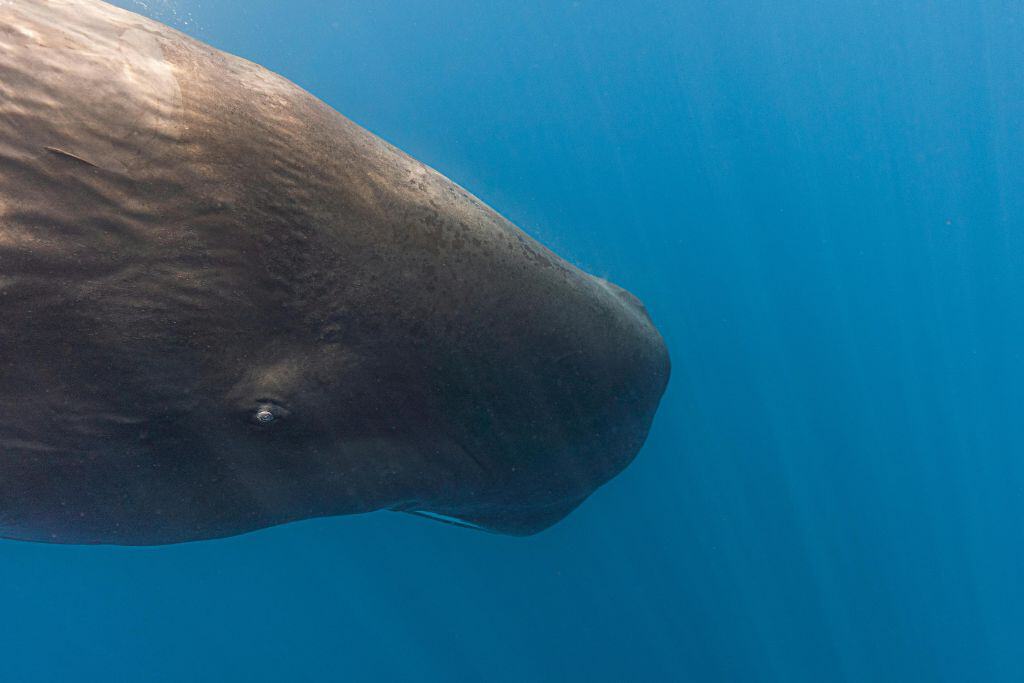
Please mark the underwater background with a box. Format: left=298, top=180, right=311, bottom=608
left=4, top=0, right=1022, bottom=680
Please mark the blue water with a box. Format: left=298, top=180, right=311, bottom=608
left=5, top=1, right=1022, bottom=680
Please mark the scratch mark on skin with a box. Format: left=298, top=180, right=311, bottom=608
left=43, top=146, right=99, bottom=168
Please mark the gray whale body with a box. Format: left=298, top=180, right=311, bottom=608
left=0, top=0, right=670, bottom=544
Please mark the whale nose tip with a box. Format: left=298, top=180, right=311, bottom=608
left=591, top=275, right=671, bottom=438
left=600, top=277, right=655, bottom=324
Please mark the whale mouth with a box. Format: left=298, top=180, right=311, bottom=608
left=403, top=491, right=593, bottom=536
left=407, top=510, right=486, bottom=531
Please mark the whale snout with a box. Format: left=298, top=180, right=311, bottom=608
left=592, top=279, right=671, bottom=473
left=599, top=277, right=657, bottom=325
left=436, top=271, right=670, bottom=536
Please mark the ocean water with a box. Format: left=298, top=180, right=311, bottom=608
left=4, top=1, right=1022, bottom=681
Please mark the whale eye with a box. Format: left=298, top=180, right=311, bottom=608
left=251, top=401, right=290, bottom=426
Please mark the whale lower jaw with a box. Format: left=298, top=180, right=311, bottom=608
left=404, top=494, right=590, bottom=536
left=407, top=510, right=486, bottom=531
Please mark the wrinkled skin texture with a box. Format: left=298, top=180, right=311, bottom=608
left=0, top=0, right=670, bottom=544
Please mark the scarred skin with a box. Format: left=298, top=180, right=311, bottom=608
left=0, top=0, right=670, bottom=544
